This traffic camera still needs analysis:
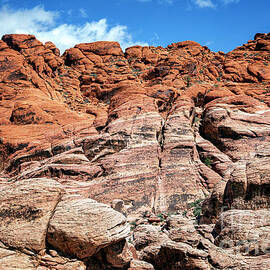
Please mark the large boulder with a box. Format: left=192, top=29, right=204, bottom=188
left=47, top=198, right=130, bottom=259
left=133, top=224, right=169, bottom=253
left=166, top=215, right=202, bottom=246
left=158, top=241, right=210, bottom=270
left=0, top=178, right=64, bottom=253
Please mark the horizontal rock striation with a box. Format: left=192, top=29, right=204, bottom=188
left=0, top=32, right=270, bottom=269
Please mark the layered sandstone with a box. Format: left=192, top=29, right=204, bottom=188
left=0, top=32, right=270, bottom=269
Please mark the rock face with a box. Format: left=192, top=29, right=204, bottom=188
left=214, top=210, right=270, bottom=255
left=1, top=32, right=270, bottom=216
left=131, top=214, right=270, bottom=270
left=0, top=32, right=270, bottom=268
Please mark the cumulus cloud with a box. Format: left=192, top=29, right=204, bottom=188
left=0, top=5, right=148, bottom=53
left=193, top=0, right=215, bottom=8
left=0, top=5, right=57, bottom=33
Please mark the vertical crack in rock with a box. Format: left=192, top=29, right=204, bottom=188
left=156, top=119, right=166, bottom=152
left=154, top=118, right=166, bottom=213
left=154, top=93, right=178, bottom=213
left=192, top=98, right=234, bottom=192
left=44, top=191, right=65, bottom=253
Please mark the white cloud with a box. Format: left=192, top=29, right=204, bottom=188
left=193, top=0, right=215, bottom=8
left=0, top=5, right=148, bottom=53
left=0, top=5, right=57, bottom=33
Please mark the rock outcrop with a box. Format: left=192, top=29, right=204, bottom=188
left=131, top=214, right=270, bottom=270
left=0, top=178, right=131, bottom=269
left=0, top=32, right=270, bottom=268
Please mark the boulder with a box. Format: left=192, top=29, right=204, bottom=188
left=128, top=259, right=154, bottom=270
left=47, top=198, right=130, bottom=259
left=0, top=178, right=64, bottom=253
left=166, top=215, right=201, bottom=246
left=157, top=240, right=210, bottom=270
left=133, top=225, right=169, bottom=252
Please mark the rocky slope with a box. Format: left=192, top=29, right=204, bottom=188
left=0, top=32, right=270, bottom=269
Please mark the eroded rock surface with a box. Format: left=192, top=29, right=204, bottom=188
left=1, top=32, right=270, bottom=268
left=0, top=179, right=132, bottom=269
left=48, top=198, right=130, bottom=259
left=0, top=178, right=64, bottom=253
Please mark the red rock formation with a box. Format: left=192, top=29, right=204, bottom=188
left=0, top=32, right=270, bottom=269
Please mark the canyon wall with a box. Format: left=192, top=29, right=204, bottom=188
left=0, top=33, right=270, bottom=269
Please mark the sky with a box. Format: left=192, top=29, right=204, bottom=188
left=0, top=0, right=269, bottom=54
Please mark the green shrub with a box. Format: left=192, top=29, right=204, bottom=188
left=130, top=220, right=137, bottom=230
left=186, top=76, right=192, bottom=87
left=203, top=157, right=213, bottom=168
left=157, top=213, right=165, bottom=221
left=188, top=199, right=203, bottom=218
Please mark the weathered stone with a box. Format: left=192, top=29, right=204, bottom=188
left=214, top=210, right=270, bottom=256
left=0, top=178, right=64, bottom=253
left=0, top=242, right=37, bottom=270
left=128, top=259, right=154, bottom=270
left=47, top=198, right=130, bottom=259
left=133, top=225, right=169, bottom=252
left=39, top=251, right=87, bottom=270
left=157, top=240, right=210, bottom=270
left=104, top=239, right=133, bottom=268
left=166, top=215, right=201, bottom=246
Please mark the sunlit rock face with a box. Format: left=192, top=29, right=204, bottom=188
left=1, top=32, right=270, bottom=269
left=1, top=33, right=270, bottom=215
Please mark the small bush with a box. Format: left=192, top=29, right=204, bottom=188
left=203, top=157, right=213, bottom=168
left=186, top=76, right=192, bottom=87
left=188, top=199, right=203, bottom=219
left=130, top=220, right=137, bottom=230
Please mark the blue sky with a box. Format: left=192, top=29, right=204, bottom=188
left=0, top=0, right=269, bottom=53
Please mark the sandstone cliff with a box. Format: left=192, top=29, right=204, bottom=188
left=0, top=33, right=270, bottom=269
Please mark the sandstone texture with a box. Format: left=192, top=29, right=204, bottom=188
left=0, top=32, right=270, bottom=268
left=131, top=214, right=270, bottom=270
left=0, top=178, right=64, bottom=253
left=0, top=178, right=130, bottom=269
left=48, top=198, right=130, bottom=259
